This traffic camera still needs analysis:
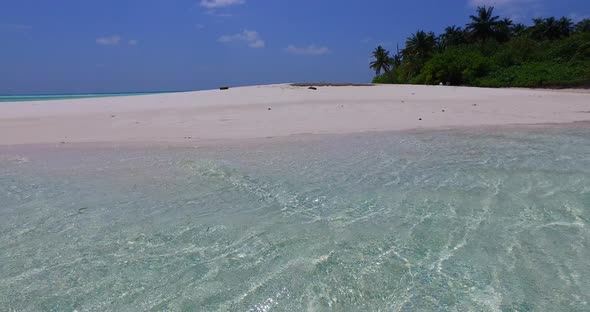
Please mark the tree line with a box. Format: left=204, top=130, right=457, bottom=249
left=370, top=6, right=590, bottom=88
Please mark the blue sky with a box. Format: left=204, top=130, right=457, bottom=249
left=1, top=0, right=588, bottom=94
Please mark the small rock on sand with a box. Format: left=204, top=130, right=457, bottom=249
left=308, top=87, right=317, bottom=90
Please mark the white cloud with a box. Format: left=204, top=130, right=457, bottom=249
left=96, top=35, right=121, bottom=46
left=200, top=0, right=244, bottom=9
left=285, top=44, right=330, bottom=56
left=128, top=39, right=138, bottom=46
left=218, top=30, right=265, bottom=48
left=196, top=24, right=205, bottom=30
left=206, top=10, right=233, bottom=17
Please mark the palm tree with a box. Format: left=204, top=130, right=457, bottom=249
left=531, top=18, right=548, bottom=39
left=575, top=19, right=590, bottom=33
left=440, top=25, right=467, bottom=49
left=392, top=53, right=402, bottom=67
left=532, top=17, right=572, bottom=40
left=557, top=17, right=573, bottom=37
left=496, top=18, right=513, bottom=42
left=532, top=17, right=551, bottom=39
left=511, top=23, right=528, bottom=37
left=467, top=6, right=501, bottom=42
left=402, top=30, right=437, bottom=60
left=402, top=31, right=437, bottom=76
left=369, top=46, right=393, bottom=76
left=391, top=44, right=403, bottom=67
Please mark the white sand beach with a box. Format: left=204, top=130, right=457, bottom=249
left=1, top=84, right=589, bottom=145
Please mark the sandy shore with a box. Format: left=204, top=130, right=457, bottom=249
left=1, top=84, right=589, bottom=145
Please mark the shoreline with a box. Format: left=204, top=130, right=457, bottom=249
left=1, top=120, right=589, bottom=154
left=1, top=84, right=590, bottom=146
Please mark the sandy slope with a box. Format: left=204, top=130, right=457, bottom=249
left=1, top=84, right=589, bottom=145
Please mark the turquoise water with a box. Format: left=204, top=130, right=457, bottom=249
left=1, top=127, right=589, bottom=311
left=0, top=91, right=179, bottom=102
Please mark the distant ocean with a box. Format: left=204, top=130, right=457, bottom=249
left=0, top=91, right=183, bottom=102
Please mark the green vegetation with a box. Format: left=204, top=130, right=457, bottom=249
left=371, top=6, right=590, bottom=88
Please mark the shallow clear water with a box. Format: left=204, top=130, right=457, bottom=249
left=1, top=127, right=589, bottom=311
